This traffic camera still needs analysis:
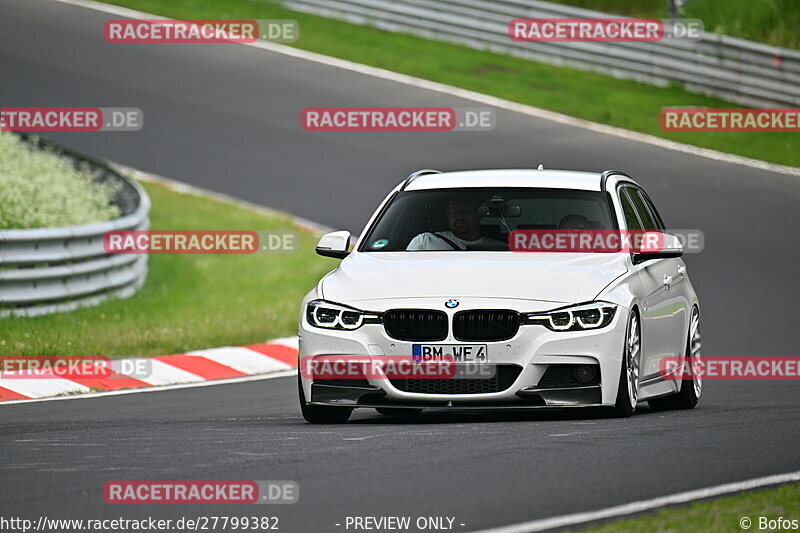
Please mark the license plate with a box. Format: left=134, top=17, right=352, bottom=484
left=412, top=344, right=488, bottom=363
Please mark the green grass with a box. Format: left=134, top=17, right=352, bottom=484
left=0, top=132, right=120, bottom=229
left=578, top=483, right=800, bottom=532
left=683, top=0, right=800, bottom=50
left=549, top=0, right=800, bottom=49
left=97, top=0, right=798, bottom=168
left=0, top=180, right=336, bottom=357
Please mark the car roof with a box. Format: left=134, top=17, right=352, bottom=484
left=403, top=169, right=627, bottom=192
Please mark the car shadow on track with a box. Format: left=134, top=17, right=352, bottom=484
left=345, top=405, right=658, bottom=425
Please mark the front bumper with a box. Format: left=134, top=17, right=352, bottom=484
left=299, top=300, right=629, bottom=408
left=309, top=382, right=604, bottom=409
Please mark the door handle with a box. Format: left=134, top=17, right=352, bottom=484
left=663, top=274, right=674, bottom=289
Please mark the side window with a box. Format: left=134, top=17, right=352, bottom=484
left=637, top=191, right=666, bottom=231
left=619, top=188, right=642, bottom=230
left=628, top=189, right=657, bottom=230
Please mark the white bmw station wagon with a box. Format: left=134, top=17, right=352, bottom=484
left=298, top=169, right=701, bottom=423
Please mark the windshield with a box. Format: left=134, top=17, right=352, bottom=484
left=359, top=187, right=616, bottom=252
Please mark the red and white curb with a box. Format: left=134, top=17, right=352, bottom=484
left=0, top=337, right=299, bottom=402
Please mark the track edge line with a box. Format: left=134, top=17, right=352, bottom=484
left=468, top=470, right=800, bottom=533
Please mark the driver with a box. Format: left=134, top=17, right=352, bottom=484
left=406, top=196, right=502, bottom=250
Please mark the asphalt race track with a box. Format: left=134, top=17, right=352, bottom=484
left=1, top=0, right=799, bottom=531
left=2, top=377, right=799, bottom=532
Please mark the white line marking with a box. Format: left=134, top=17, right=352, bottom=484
left=469, top=470, right=800, bottom=533
left=115, top=357, right=206, bottom=386
left=0, top=370, right=297, bottom=406
left=268, top=337, right=300, bottom=350
left=50, top=0, right=800, bottom=177
left=0, top=378, right=91, bottom=398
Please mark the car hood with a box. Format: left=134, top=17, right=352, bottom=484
left=321, top=252, right=628, bottom=305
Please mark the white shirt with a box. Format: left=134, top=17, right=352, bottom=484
left=406, top=231, right=502, bottom=251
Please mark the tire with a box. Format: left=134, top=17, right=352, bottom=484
left=298, top=373, right=352, bottom=424
left=649, top=307, right=701, bottom=411
left=609, top=309, right=641, bottom=418
left=375, top=408, right=423, bottom=416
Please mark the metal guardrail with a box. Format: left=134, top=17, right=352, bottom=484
left=0, top=134, right=150, bottom=317
left=280, top=0, right=800, bottom=107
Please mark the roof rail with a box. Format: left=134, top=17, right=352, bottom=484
left=600, top=170, right=631, bottom=192
left=400, top=169, right=441, bottom=191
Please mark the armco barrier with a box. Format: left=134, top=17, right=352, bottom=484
left=279, top=0, right=800, bottom=108
left=0, top=134, right=150, bottom=317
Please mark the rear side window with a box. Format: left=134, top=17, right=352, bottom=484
left=619, top=188, right=641, bottom=230
left=637, top=191, right=666, bottom=231
left=627, top=188, right=657, bottom=230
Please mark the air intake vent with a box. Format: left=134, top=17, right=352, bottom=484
left=537, top=365, right=600, bottom=388
left=390, top=365, right=522, bottom=395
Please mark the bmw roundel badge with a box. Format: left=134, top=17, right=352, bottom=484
left=445, top=299, right=459, bottom=309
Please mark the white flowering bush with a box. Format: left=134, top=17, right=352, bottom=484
left=0, top=132, right=120, bottom=229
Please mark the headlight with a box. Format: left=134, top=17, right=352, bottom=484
left=522, top=302, right=617, bottom=331
left=306, top=300, right=379, bottom=330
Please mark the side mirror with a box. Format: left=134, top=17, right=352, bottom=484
left=632, top=232, right=683, bottom=265
left=315, top=231, right=351, bottom=259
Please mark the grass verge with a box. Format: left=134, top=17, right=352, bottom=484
left=0, top=179, right=336, bottom=357
left=98, top=0, right=798, bottom=168
left=578, top=482, right=800, bottom=533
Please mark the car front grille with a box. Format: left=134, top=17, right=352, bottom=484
left=383, top=309, right=448, bottom=341
left=453, top=310, right=520, bottom=341
left=389, top=364, right=522, bottom=395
